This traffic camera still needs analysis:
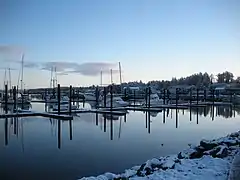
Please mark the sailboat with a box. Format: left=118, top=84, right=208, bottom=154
left=18, top=54, right=31, bottom=105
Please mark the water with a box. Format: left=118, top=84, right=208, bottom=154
left=1, top=103, right=240, bottom=180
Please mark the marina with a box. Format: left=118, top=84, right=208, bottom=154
left=1, top=1, right=240, bottom=179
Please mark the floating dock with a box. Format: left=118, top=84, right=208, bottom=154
left=0, top=112, right=73, bottom=120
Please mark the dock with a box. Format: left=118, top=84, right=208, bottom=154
left=0, top=112, right=73, bottom=120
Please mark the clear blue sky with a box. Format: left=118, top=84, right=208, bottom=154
left=0, top=0, right=239, bottom=88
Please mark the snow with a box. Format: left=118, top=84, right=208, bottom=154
left=79, top=131, right=240, bottom=180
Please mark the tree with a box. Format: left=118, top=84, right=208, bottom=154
left=217, top=73, right=225, bottom=83
left=224, top=71, right=234, bottom=83
left=236, top=77, right=240, bottom=84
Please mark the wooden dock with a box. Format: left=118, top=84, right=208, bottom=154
left=0, top=112, right=73, bottom=120
left=50, top=108, right=127, bottom=116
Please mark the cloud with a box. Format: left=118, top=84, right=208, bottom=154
left=40, top=61, right=79, bottom=72
left=0, top=55, right=119, bottom=76
left=71, top=62, right=118, bottom=76
left=39, top=61, right=118, bottom=76
left=0, top=45, right=23, bottom=55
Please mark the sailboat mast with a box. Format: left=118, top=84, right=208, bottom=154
left=54, top=66, right=57, bottom=87
left=110, top=69, right=113, bottom=84
left=100, top=71, right=103, bottom=87
left=20, top=54, right=24, bottom=92
left=118, top=62, right=122, bottom=84
left=8, top=68, right=12, bottom=91
left=50, top=67, right=53, bottom=89
left=4, top=68, right=7, bottom=86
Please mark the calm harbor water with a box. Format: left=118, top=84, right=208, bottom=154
left=1, top=103, right=240, bottom=180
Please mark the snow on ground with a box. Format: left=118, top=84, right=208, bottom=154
left=79, top=131, right=240, bottom=180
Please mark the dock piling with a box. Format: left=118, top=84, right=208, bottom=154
left=204, top=89, right=207, bottom=102
left=5, top=84, right=8, bottom=114
left=69, top=85, right=72, bottom=115
left=57, top=84, right=61, bottom=115
left=13, top=86, right=16, bottom=111
left=104, top=87, right=107, bottom=108
left=163, top=89, right=166, bottom=104
left=133, top=89, right=136, bottom=106
left=196, top=88, right=199, bottom=105
left=95, top=86, right=99, bottom=108
left=190, top=89, right=192, bottom=106
left=110, top=85, right=113, bottom=111
left=145, top=88, right=148, bottom=108
left=148, top=87, right=151, bottom=108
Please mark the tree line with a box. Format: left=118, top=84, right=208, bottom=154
left=148, top=71, right=240, bottom=89
left=121, top=71, right=240, bottom=90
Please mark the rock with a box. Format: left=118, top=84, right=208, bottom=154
left=203, top=145, right=228, bottom=158
left=136, top=163, right=145, bottom=177
left=215, top=146, right=228, bottom=158
left=200, top=140, right=218, bottom=150
left=151, top=163, right=162, bottom=169
left=161, top=160, right=175, bottom=170
left=178, top=152, right=184, bottom=159
left=221, top=139, right=239, bottom=147
left=144, top=167, right=152, bottom=175
left=189, top=150, right=204, bottom=159
left=174, top=159, right=181, bottom=164
left=230, top=132, right=240, bottom=138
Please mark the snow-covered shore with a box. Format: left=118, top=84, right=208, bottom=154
left=79, top=131, right=240, bottom=180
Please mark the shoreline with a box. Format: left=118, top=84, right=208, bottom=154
left=79, top=131, right=240, bottom=180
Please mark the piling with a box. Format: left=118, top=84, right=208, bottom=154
left=124, top=88, right=127, bottom=100
left=176, top=89, right=178, bottom=106
left=196, top=88, right=199, bottom=105
left=163, top=89, right=166, bottom=104
left=145, top=88, right=148, bottom=108
left=110, top=85, right=113, bottom=111
left=5, top=84, right=8, bottom=114
left=69, top=85, right=72, bottom=115
left=212, top=89, right=215, bottom=105
left=148, top=87, right=151, bottom=108
left=13, top=86, right=16, bottom=110
left=57, top=84, right=61, bottom=115
left=190, top=89, right=192, bottom=106
left=21, top=92, right=24, bottom=110
left=95, top=86, right=99, bottom=108
left=104, top=87, right=107, bottom=108
left=133, top=89, right=136, bottom=106
left=230, top=92, right=232, bottom=103
left=204, top=89, right=207, bottom=102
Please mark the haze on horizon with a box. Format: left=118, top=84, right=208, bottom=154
left=0, top=0, right=239, bottom=89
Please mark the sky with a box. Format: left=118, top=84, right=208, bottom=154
left=0, top=0, right=239, bottom=88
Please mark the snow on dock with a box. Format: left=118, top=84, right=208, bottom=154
left=79, top=131, right=240, bottom=180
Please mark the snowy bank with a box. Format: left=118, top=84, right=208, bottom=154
left=79, top=131, right=240, bottom=180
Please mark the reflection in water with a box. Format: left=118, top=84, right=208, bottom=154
left=58, top=120, right=61, bottom=149
left=3, top=106, right=239, bottom=148
left=4, top=118, right=8, bottom=146
left=2, top=105, right=240, bottom=180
